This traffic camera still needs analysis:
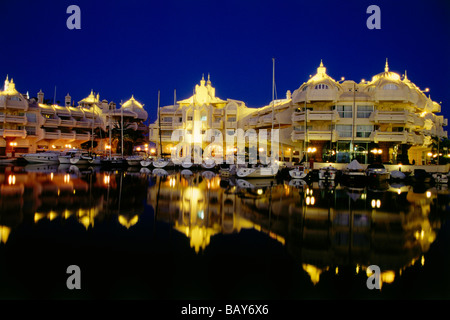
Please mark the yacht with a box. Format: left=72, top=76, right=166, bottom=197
left=152, top=158, right=173, bottom=168
left=126, top=155, right=144, bottom=166
left=366, top=163, right=390, bottom=182
left=341, top=160, right=367, bottom=186
left=58, top=149, right=84, bottom=164
left=289, top=166, right=309, bottom=179
left=236, top=164, right=278, bottom=179
left=201, top=158, right=216, bottom=170
left=69, top=153, right=92, bottom=165
left=22, top=151, right=60, bottom=164
left=318, top=165, right=338, bottom=180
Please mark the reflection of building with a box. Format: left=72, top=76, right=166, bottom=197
left=0, top=76, right=147, bottom=155
left=146, top=173, right=256, bottom=253
left=286, top=184, right=439, bottom=287
left=0, top=169, right=148, bottom=237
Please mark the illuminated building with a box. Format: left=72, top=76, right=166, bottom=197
left=150, top=61, right=447, bottom=165
left=0, top=76, right=147, bottom=155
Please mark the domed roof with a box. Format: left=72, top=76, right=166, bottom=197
left=369, top=59, right=401, bottom=84
left=121, top=95, right=147, bottom=120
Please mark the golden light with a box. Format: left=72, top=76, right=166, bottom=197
left=397, top=189, right=401, bottom=195
left=427, top=152, right=433, bottom=157
left=376, top=199, right=381, bottom=208
left=257, top=189, right=263, bottom=195
left=9, top=142, right=17, bottom=147
left=8, top=175, right=16, bottom=185
left=426, top=191, right=431, bottom=198
left=306, top=196, right=310, bottom=205
left=105, top=144, right=111, bottom=150
left=64, top=174, right=70, bottom=184
left=50, top=172, right=54, bottom=181
left=136, top=147, right=141, bottom=152
left=258, top=147, right=264, bottom=152
left=150, top=148, right=156, bottom=154
left=103, top=174, right=110, bottom=185
left=52, top=145, right=56, bottom=149
left=377, top=149, right=382, bottom=154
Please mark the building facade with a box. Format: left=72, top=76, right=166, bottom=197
left=0, top=76, right=148, bottom=156
left=150, top=62, right=447, bottom=165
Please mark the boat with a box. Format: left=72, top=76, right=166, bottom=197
left=289, top=166, right=308, bottom=179
left=390, top=170, right=406, bottom=180
left=69, top=153, right=92, bottom=165
left=0, top=156, right=16, bottom=164
left=201, top=158, right=216, bottom=169
left=432, top=172, right=449, bottom=184
left=236, top=164, right=278, bottom=179
left=341, top=160, right=367, bottom=186
left=236, top=178, right=276, bottom=189
left=140, top=159, right=152, bottom=167
left=152, top=158, right=173, bottom=168
left=101, top=155, right=126, bottom=167
left=126, top=155, right=144, bottom=166
left=22, top=151, right=60, bottom=163
left=318, top=165, right=337, bottom=180
left=87, top=154, right=102, bottom=165
left=181, top=159, right=194, bottom=169
left=181, top=169, right=193, bottom=176
left=366, top=163, right=390, bottom=182
left=58, top=149, right=85, bottom=164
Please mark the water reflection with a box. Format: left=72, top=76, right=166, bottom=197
left=0, top=164, right=448, bottom=291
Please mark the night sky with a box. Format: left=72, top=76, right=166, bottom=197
left=1, top=0, right=449, bottom=123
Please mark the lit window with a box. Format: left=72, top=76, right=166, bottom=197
left=314, top=84, right=329, bottom=90
left=336, top=105, right=352, bottom=118
left=201, top=115, right=207, bottom=121
left=336, top=125, right=352, bottom=137
left=356, top=125, right=374, bottom=138
left=187, top=116, right=193, bottom=121
left=357, top=105, right=374, bottom=118
left=382, top=83, right=398, bottom=90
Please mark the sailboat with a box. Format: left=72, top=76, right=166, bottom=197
left=236, top=58, right=279, bottom=179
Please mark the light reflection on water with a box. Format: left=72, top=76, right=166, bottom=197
left=0, top=163, right=449, bottom=298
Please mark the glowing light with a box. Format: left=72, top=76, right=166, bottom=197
left=397, top=189, right=401, bottom=195
left=136, top=147, right=141, bottom=152
left=257, top=189, right=263, bottom=195
left=9, top=142, right=17, bottom=147
left=105, top=144, right=111, bottom=150
left=8, top=175, right=16, bottom=185
left=103, top=174, right=110, bottom=185
left=150, top=148, right=156, bottom=154
left=50, top=172, right=54, bottom=181
left=427, top=152, right=433, bottom=157
left=376, top=199, right=381, bottom=208
left=426, top=191, right=431, bottom=198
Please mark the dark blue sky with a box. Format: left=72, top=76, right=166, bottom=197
left=1, top=0, right=449, bottom=122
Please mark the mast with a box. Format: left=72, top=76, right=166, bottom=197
left=121, top=100, right=124, bottom=158
left=158, top=90, right=162, bottom=157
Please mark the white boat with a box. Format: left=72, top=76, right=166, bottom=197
left=58, top=149, right=85, bottom=164
left=153, top=158, right=173, bottom=168
left=22, top=151, right=60, bottom=163
left=236, top=165, right=278, bottom=179
left=181, top=160, right=194, bottom=169
left=366, top=163, right=390, bottom=182
left=0, top=156, right=16, bottom=164
left=390, top=170, right=406, bottom=180
left=289, top=166, right=308, bottom=179
left=201, top=159, right=216, bottom=169
left=140, top=167, right=151, bottom=174
left=236, top=178, right=276, bottom=189
left=126, top=155, right=144, bottom=166
left=432, top=172, right=449, bottom=184
left=341, top=160, right=366, bottom=186
left=69, top=153, right=92, bottom=165
left=140, top=159, right=152, bottom=167
left=318, top=165, right=337, bottom=180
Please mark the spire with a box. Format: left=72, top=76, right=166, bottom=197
left=317, top=60, right=326, bottom=76
left=200, top=74, right=206, bottom=86
left=385, top=58, right=389, bottom=72
left=207, top=73, right=211, bottom=86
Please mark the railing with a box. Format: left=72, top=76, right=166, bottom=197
left=44, top=131, right=61, bottom=139
left=60, top=132, right=76, bottom=140
left=75, top=133, right=90, bottom=141
left=0, top=128, right=27, bottom=138
left=76, top=120, right=92, bottom=128
left=212, top=122, right=223, bottom=129
left=225, top=121, right=237, bottom=128
left=370, top=130, right=408, bottom=143
left=60, top=119, right=76, bottom=127
left=370, top=110, right=415, bottom=124
left=44, top=118, right=61, bottom=126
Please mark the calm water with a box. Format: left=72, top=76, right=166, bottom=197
left=0, top=163, right=449, bottom=300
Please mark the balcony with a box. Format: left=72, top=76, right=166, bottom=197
left=370, top=110, right=415, bottom=124
left=172, top=122, right=183, bottom=129
left=60, top=132, right=76, bottom=140
left=75, top=132, right=90, bottom=141
left=212, top=122, right=223, bottom=129
left=44, top=118, right=61, bottom=127
left=370, top=130, right=408, bottom=143
left=76, top=120, right=92, bottom=128
left=44, top=130, right=61, bottom=140
left=3, top=99, right=27, bottom=110
left=291, top=130, right=305, bottom=142
left=213, top=109, right=224, bottom=115
left=0, top=114, right=27, bottom=124
left=0, top=128, right=27, bottom=138
left=247, top=117, right=258, bottom=127
left=307, top=130, right=336, bottom=141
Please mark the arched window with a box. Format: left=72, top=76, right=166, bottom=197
left=314, top=83, right=329, bottom=90
left=382, top=83, right=398, bottom=90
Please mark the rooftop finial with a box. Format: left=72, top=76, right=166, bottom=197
left=385, top=58, right=389, bottom=72
left=207, top=73, right=211, bottom=85
left=320, top=59, right=324, bottom=67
